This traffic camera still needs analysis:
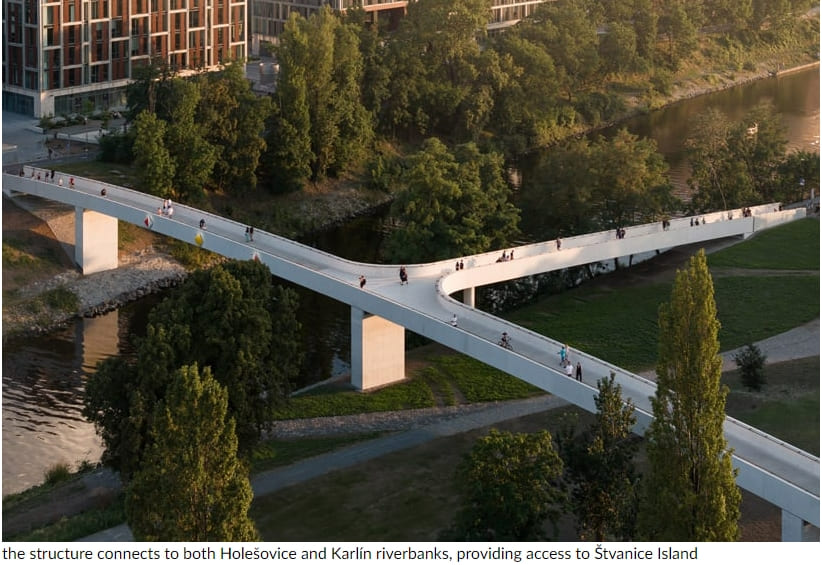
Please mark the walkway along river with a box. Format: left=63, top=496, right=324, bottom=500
left=2, top=66, right=819, bottom=496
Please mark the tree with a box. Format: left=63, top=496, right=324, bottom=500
left=640, top=250, right=741, bottom=541
left=132, top=110, right=175, bottom=197
left=384, top=138, right=520, bottom=262
left=164, top=78, right=217, bottom=202
left=559, top=373, right=640, bottom=541
left=687, top=104, right=788, bottom=210
left=84, top=260, right=303, bottom=480
left=126, top=364, right=259, bottom=541
left=382, top=0, right=493, bottom=140
left=443, top=429, right=565, bottom=541
left=265, top=8, right=373, bottom=185
left=734, top=343, right=767, bottom=391
left=198, top=63, right=271, bottom=192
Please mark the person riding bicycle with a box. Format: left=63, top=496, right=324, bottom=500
left=499, top=332, right=512, bottom=349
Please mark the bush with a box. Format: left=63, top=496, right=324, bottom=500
left=43, top=462, right=72, bottom=486
left=734, top=343, right=767, bottom=391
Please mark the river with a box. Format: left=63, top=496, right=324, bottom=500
left=2, top=66, right=819, bottom=496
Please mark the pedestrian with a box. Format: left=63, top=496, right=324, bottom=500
left=459, top=259, right=464, bottom=270
left=456, top=261, right=460, bottom=271
left=69, top=177, right=74, bottom=187
left=510, top=250, right=514, bottom=260
left=166, top=205, right=174, bottom=218
left=690, top=217, right=694, bottom=227
left=451, top=314, right=458, bottom=327
left=58, top=177, right=63, bottom=186
left=565, top=360, right=573, bottom=378
left=359, top=275, right=366, bottom=289
left=556, top=238, right=561, bottom=250
left=249, top=226, right=254, bottom=241
left=50, top=169, right=55, bottom=180
left=100, top=188, right=107, bottom=197
left=199, top=218, right=206, bottom=230
left=245, top=227, right=250, bottom=242
left=399, top=266, right=408, bottom=285
left=575, top=362, right=582, bottom=382
left=559, top=344, right=567, bottom=365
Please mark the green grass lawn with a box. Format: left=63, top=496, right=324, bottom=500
left=724, top=356, right=820, bottom=455
left=708, top=219, right=819, bottom=270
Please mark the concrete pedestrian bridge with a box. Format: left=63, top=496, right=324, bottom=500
left=3, top=168, right=818, bottom=540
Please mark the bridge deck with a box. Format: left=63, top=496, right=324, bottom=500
left=3, top=168, right=818, bottom=528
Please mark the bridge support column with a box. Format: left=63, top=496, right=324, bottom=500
left=462, top=287, right=475, bottom=307
left=781, top=509, right=816, bottom=541
left=75, top=207, right=118, bottom=274
left=350, top=307, right=405, bottom=391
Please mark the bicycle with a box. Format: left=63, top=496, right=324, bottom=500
left=497, top=334, right=513, bottom=350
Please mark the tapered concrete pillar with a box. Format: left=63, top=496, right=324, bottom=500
left=782, top=509, right=812, bottom=542
left=350, top=307, right=405, bottom=391
left=75, top=207, right=118, bottom=274
left=462, top=287, right=475, bottom=307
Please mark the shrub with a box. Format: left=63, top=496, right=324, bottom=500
left=43, top=462, right=72, bottom=486
left=734, top=343, right=767, bottom=391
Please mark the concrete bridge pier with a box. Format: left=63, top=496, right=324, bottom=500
left=462, top=287, right=475, bottom=307
left=350, top=307, right=406, bottom=391
left=75, top=207, right=118, bottom=274
left=782, top=509, right=819, bottom=542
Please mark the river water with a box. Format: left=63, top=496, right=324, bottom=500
left=2, top=66, right=819, bottom=496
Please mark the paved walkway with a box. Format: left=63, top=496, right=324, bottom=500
left=79, top=317, right=819, bottom=542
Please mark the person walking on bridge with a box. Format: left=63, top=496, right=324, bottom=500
left=399, top=266, right=408, bottom=285
left=575, top=362, right=582, bottom=382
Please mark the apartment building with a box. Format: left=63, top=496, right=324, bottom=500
left=3, top=0, right=247, bottom=117
left=250, top=0, right=546, bottom=54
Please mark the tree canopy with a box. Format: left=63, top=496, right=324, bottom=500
left=84, top=260, right=303, bottom=480
left=383, top=138, right=520, bottom=262
left=640, top=250, right=741, bottom=541
left=125, top=364, right=259, bottom=541
left=443, top=429, right=565, bottom=541
left=559, top=373, right=640, bottom=541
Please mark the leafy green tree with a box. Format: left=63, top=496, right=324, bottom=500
left=527, top=0, right=600, bottom=102
left=490, top=33, right=565, bottom=153
left=599, top=21, right=640, bottom=75
left=84, top=260, right=302, bottom=479
left=265, top=22, right=313, bottom=192
left=559, top=373, right=640, bottom=541
left=382, top=0, right=493, bottom=140
left=164, top=78, right=217, bottom=202
left=266, top=8, right=373, bottom=185
left=384, top=138, right=520, bottom=262
left=776, top=150, right=820, bottom=203
left=198, top=63, right=271, bottom=192
left=126, top=58, right=175, bottom=121
left=519, top=130, right=676, bottom=240
left=640, top=250, right=741, bottom=541
left=733, top=343, right=767, bottom=391
left=126, top=364, right=259, bottom=541
left=444, top=429, right=565, bottom=541
left=590, top=129, right=677, bottom=228
left=688, top=105, right=788, bottom=210
left=659, top=0, right=700, bottom=69
left=132, top=110, right=175, bottom=197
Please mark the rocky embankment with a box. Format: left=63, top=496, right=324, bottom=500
left=2, top=247, right=187, bottom=340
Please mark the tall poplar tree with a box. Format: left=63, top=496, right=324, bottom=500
left=640, top=250, right=741, bottom=541
left=126, top=364, right=259, bottom=541
left=132, top=110, right=175, bottom=197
